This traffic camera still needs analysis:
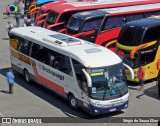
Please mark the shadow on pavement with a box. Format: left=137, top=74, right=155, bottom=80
left=0, top=67, right=124, bottom=120
left=127, top=81, right=139, bottom=91
left=144, top=84, right=160, bottom=100
left=0, top=90, right=9, bottom=94
left=2, top=38, right=9, bottom=40
left=127, top=80, right=159, bottom=100
left=136, top=93, right=145, bottom=99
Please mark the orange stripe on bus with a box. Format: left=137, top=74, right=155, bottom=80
left=130, top=43, right=147, bottom=59
left=105, top=40, right=117, bottom=48
left=39, top=76, right=65, bottom=95
left=31, top=59, right=65, bottom=95
left=11, top=50, right=31, bottom=65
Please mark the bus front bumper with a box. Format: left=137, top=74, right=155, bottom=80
left=89, top=101, right=128, bottom=115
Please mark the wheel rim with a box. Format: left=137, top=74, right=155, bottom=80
left=25, top=71, right=30, bottom=82
left=71, top=97, right=76, bottom=107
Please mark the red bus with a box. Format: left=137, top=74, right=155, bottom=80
left=59, top=3, right=160, bottom=56
left=35, top=0, right=67, bottom=26
left=44, top=0, right=160, bottom=31
left=35, top=0, right=90, bottom=26
left=29, top=0, right=69, bottom=23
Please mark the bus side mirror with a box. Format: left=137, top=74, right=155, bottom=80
left=82, top=69, right=92, bottom=87
left=123, top=63, right=134, bottom=80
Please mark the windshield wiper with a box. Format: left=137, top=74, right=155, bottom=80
left=114, top=83, right=122, bottom=97
left=102, top=82, right=112, bottom=100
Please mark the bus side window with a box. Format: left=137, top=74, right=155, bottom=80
left=51, top=52, right=64, bottom=70
left=81, top=17, right=103, bottom=32
left=38, top=46, right=48, bottom=63
left=72, top=59, right=88, bottom=94
left=18, top=37, right=31, bottom=55
left=60, top=56, right=73, bottom=76
left=76, top=74, right=88, bottom=94
left=125, top=14, right=143, bottom=22
left=143, top=26, right=160, bottom=43
left=144, top=11, right=160, bottom=18
left=30, top=43, right=40, bottom=60
left=101, top=16, right=125, bottom=31
left=140, top=51, right=157, bottom=65
left=47, top=50, right=73, bottom=76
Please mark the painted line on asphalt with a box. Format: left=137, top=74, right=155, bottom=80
left=0, top=112, right=11, bottom=125
left=145, top=123, right=152, bottom=126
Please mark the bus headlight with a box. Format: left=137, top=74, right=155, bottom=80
left=134, top=71, right=138, bottom=78
left=91, top=101, right=112, bottom=108
left=94, top=110, right=99, bottom=113
left=91, top=101, right=102, bottom=107
left=93, top=101, right=101, bottom=107
left=125, top=104, right=128, bottom=108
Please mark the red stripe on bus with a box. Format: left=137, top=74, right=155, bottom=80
left=95, top=28, right=121, bottom=45
left=30, top=59, right=65, bottom=95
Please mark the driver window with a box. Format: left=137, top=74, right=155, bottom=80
left=72, top=59, right=88, bottom=94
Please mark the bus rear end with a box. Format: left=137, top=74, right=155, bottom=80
left=117, top=18, right=160, bottom=82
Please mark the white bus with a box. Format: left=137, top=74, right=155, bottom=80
left=9, top=27, right=133, bottom=115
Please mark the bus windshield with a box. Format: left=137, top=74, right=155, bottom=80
left=46, top=11, right=58, bottom=24
left=122, top=53, right=139, bottom=68
left=37, top=9, right=49, bottom=17
left=88, top=63, right=128, bottom=100
left=118, top=26, right=144, bottom=46
left=67, top=17, right=83, bottom=33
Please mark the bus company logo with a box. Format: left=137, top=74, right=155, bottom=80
left=1, top=117, right=42, bottom=124
left=42, top=65, right=64, bottom=80
left=2, top=118, right=11, bottom=124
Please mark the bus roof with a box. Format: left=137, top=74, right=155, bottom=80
left=102, top=3, right=160, bottom=15
left=40, top=0, right=75, bottom=11
left=10, top=27, right=121, bottom=68
left=72, top=10, right=108, bottom=19
left=50, top=0, right=160, bottom=13
left=40, top=0, right=95, bottom=11
left=123, top=17, right=160, bottom=29
left=40, top=1, right=62, bottom=11
left=72, top=3, right=160, bottom=20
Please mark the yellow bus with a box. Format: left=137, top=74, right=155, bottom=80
left=116, top=17, right=160, bottom=82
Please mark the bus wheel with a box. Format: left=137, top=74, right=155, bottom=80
left=24, top=69, right=30, bottom=83
left=69, top=94, right=78, bottom=110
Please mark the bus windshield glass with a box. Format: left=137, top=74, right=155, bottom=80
left=87, top=63, right=128, bottom=100
left=67, top=17, right=83, bottom=32
left=118, top=26, right=144, bottom=46
left=37, top=9, right=49, bottom=17
left=46, top=11, right=58, bottom=24
left=122, top=52, right=139, bottom=68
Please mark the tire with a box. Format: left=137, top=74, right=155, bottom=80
left=24, top=69, right=31, bottom=83
left=69, top=94, right=78, bottom=110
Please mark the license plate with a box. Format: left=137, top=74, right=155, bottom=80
left=109, top=108, right=116, bottom=112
